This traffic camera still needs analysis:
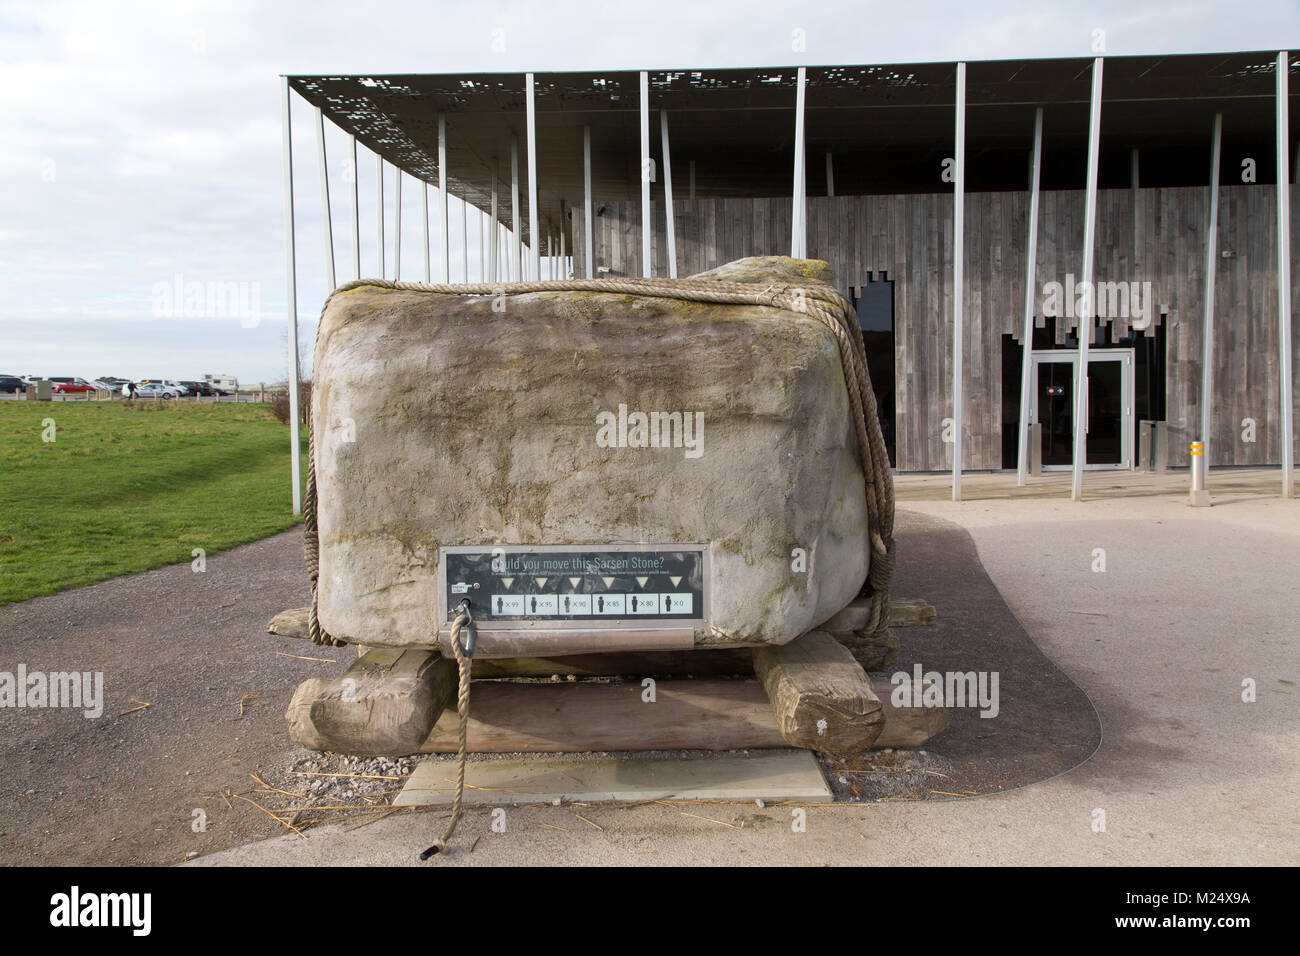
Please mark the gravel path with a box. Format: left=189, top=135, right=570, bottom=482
left=0, top=532, right=353, bottom=865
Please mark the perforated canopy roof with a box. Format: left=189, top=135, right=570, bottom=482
left=289, top=51, right=1297, bottom=235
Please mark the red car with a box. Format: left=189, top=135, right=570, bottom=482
left=49, top=377, right=97, bottom=393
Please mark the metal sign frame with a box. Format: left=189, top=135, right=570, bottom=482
left=436, top=543, right=709, bottom=639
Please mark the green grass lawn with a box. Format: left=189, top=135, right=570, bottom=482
left=0, top=400, right=306, bottom=606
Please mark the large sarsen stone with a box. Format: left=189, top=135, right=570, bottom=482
left=312, top=257, right=870, bottom=653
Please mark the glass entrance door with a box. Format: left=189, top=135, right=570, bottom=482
left=1030, top=350, right=1134, bottom=470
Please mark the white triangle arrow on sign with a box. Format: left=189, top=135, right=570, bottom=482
left=535, top=577, right=548, bottom=588
left=669, top=576, right=682, bottom=588
left=501, top=578, right=514, bottom=589
left=636, top=576, right=649, bottom=588
left=602, top=576, right=615, bottom=589
left=569, top=577, right=581, bottom=589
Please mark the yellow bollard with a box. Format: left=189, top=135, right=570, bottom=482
left=1189, top=441, right=1210, bottom=507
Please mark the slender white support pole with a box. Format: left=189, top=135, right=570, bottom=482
left=526, top=72, right=540, bottom=281
left=791, top=66, right=807, bottom=258
left=661, top=110, right=677, bottom=278
left=1072, top=57, right=1105, bottom=502
left=547, top=232, right=552, bottom=279
left=1016, top=106, right=1044, bottom=487
left=349, top=135, right=360, bottom=280
left=376, top=155, right=385, bottom=278
left=952, top=62, right=966, bottom=502
left=1200, top=113, right=1223, bottom=474
left=640, top=70, right=652, bottom=277
left=826, top=152, right=834, bottom=197
left=490, top=165, right=499, bottom=282
left=439, top=113, right=449, bottom=283
left=1278, top=51, right=1295, bottom=497
left=314, top=107, right=336, bottom=291
left=560, top=226, right=566, bottom=279
left=480, top=208, right=486, bottom=282
left=511, top=136, right=522, bottom=282
left=422, top=180, right=431, bottom=282
left=461, top=197, right=468, bottom=283
left=280, top=77, right=302, bottom=515
left=394, top=168, right=402, bottom=281
left=583, top=126, right=594, bottom=278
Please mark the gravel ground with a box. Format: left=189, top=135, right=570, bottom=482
left=0, top=532, right=353, bottom=866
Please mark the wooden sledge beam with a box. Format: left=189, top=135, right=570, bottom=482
left=420, top=676, right=947, bottom=754
left=422, top=678, right=781, bottom=753
left=470, top=649, right=752, bottom=679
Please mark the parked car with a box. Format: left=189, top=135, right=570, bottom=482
left=49, top=377, right=97, bottom=393
left=180, top=380, right=215, bottom=396
left=135, top=383, right=179, bottom=399
left=0, top=374, right=26, bottom=393
left=139, top=379, right=186, bottom=396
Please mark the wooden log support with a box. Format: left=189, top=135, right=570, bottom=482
left=285, top=678, right=333, bottom=751
left=268, top=607, right=368, bottom=656
left=286, top=648, right=456, bottom=755
left=815, top=596, right=935, bottom=671
left=888, top=597, right=937, bottom=628
left=819, top=595, right=936, bottom=632
left=836, top=627, right=900, bottom=671
left=267, top=606, right=310, bottom=638
left=420, top=676, right=948, bottom=753
left=273, top=598, right=947, bottom=755
left=877, top=675, right=951, bottom=746
left=752, top=630, right=885, bottom=756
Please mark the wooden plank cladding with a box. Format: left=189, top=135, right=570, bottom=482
left=573, top=185, right=1300, bottom=472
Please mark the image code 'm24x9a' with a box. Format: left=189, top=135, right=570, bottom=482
left=440, top=546, right=706, bottom=623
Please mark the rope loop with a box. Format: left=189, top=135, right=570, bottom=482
left=419, top=604, right=473, bottom=860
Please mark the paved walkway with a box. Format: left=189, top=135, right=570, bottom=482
left=196, top=489, right=1300, bottom=866
left=896, top=465, right=1296, bottom=502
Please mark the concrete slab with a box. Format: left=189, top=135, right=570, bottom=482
left=393, top=751, right=831, bottom=806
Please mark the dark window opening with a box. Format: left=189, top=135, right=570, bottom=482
left=1001, top=334, right=1022, bottom=469
left=852, top=273, right=896, bottom=468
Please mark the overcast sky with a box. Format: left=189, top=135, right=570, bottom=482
left=1, top=0, right=1296, bottom=383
